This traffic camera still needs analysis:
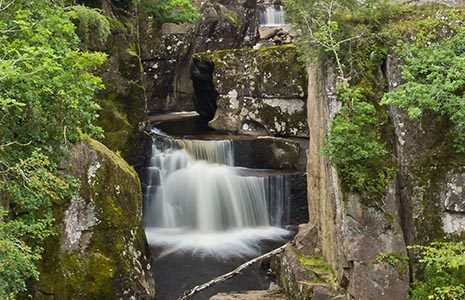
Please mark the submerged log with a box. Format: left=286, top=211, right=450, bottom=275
left=177, top=244, right=288, bottom=300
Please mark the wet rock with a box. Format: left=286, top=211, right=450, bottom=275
left=35, top=137, right=155, bottom=299
left=259, top=27, right=280, bottom=39
left=233, top=136, right=306, bottom=170
left=192, top=45, right=308, bottom=137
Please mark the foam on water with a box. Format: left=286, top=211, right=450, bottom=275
left=145, top=226, right=290, bottom=258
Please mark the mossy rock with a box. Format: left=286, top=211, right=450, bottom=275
left=81, top=0, right=148, bottom=168
left=192, top=45, right=308, bottom=137
left=35, top=137, right=154, bottom=299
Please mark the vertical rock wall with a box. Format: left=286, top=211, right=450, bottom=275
left=76, top=0, right=149, bottom=168
left=278, top=64, right=410, bottom=299
left=387, top=56, right=465, bottom=254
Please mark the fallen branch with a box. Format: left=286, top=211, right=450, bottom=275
left=177, top=243, right=288, bottom=300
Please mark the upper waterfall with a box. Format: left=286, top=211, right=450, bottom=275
left=259, top=6, right=285, bottom=26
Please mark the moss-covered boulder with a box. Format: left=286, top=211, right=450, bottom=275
left=192, top=44, right=308, bottom=137
left=34, top=137, right=155, bottom=299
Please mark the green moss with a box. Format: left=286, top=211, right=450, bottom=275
left=375, top=252, right=409, bottom=278
left=298, top=254, right=337, bottom=285
left=83, top=135, right=138, bottom=177
left=225, top=10, right=240, bottom=28
left=193, top=44, right=306, bottom=98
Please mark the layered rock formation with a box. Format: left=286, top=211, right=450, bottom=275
left=192, top=44, right=308, bottom=137
left=140, top=0, right=260, bottom=112
left=35, top=137, right=154, bottom=299
left=277, top=7, right=465, bottom=298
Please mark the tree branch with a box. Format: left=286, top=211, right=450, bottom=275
left=177, top=244, right=288, bottom=300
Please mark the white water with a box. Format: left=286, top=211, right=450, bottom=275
left=143, top=137, right=290, bottom=257
left=259, top=6, right=285, bottom=26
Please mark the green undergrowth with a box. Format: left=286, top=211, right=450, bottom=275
left=409, top=242, right=465, bottom=300
left=138, top=0, right=202, bottom=23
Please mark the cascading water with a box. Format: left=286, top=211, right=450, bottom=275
left=143, top=136, right=291, bottom=257
left=259, top=6, right=285, bottom=26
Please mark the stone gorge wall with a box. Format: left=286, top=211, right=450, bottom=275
left=278, top=16, right=465, bottom=300
left=386, top=56, right=465, bottom=252
left=140, top=0, right=260, bottom=112
left=276, top=65, right=409, bottom=300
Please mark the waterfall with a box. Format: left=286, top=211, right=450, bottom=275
left=259, top=6, right=285, bottom=26
left=143, top=137, right=291, bottom=256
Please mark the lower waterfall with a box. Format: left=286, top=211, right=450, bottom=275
left=143, top=137, right=291, bottom=257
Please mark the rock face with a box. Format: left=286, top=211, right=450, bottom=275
left=192, top=44, right=308, bottom=137
left=233, top=136, right=307, bottom=170
left=140, top=0, right=260, bottom=112
left=35, top=137, right=155, bottom=299
left=277, top=65, right=410, bottom=300
left=386, top=56, right=465, bottom=247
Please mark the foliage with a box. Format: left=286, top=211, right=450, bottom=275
left=298, top=253, right=337, bottom=285
left=139, top=0, right=201, bottom=23
left=0, top=151, right=79, bottom=297
left=0, top=0, right=105, bottom=152
left=375, top=251, right=409, bottom=277
left=286, top=0, right=396, bottom=194
left=409, top=242, right=465, bottom=300
left=0, top=0, right=106, bottom=296
left=324, top=84, right=394, bottom=193
left=68, top=5, right=111, bottom=49
left=285, top=0, right=361, bottom=78
left=382, top=14, right=465, bottom=153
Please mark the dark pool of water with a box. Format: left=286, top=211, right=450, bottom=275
left=150, top=238, right=288, bottom=300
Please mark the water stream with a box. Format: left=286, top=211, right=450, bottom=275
left=143, top=136, right=291, bottom=258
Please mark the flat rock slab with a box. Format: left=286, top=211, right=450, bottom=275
left=209, top=289, right=287, bottom=300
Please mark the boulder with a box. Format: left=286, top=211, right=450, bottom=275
left=35, top=137, right=155, bottom=299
